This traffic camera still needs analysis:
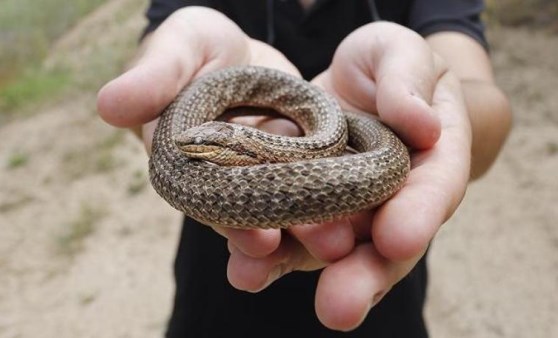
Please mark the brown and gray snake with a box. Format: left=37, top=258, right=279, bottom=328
left=149, top=66, right=410, bottom=229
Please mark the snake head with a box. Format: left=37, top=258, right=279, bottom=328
left=174, top=121, right=261, bottom=166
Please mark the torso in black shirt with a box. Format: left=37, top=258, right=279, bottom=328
left=142, top=1, right=486, bottom=337
left=145, top=0, right=486, bottom=80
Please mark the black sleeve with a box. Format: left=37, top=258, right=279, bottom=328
left=142, top=0, right=214, bottom=38
left=408, top=0, right=488, bottom=49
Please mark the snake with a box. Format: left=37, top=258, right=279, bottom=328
left=149, top=66, right=410, bottom=229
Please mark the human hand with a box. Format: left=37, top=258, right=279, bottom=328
left=97, top=7, right=301, bottom=149
left=226, top=22, right=472, bottom=331
left=96, top=6, right=303, bottom=275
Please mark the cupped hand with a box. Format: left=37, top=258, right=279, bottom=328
left=227, top=22, right=473, bottom=331
left=312, top=22, right=472, bottom=330
left=97, top=7, right=300, bottom=277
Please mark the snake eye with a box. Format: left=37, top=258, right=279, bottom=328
left=193, top=137, right=202, bottom=145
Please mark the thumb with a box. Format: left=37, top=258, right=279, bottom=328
left=326, top=22, right=443, bottom=149
left=97, top=7, right=250, bottom=128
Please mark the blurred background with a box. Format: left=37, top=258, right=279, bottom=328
left=1, top=0, right=557, bottom=337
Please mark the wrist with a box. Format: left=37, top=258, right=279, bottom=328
left=460, top=80, right=512, bottom=179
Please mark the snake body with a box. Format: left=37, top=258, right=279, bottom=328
left=149, top=66, right=410, bottom=229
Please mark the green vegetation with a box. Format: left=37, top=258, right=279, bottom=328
left=0, top=67, right=70, bottom=112
left=546, top=142, right=558, bottom=156
left=6, top=151, right=30, bottom=169
left=79, top=293, right=97, bottom=306
left=127, top=170, right=148, bottom=195
left=94, top=130, right=125, bottom=172
left=56, top=204, right=104, bottom=256
left=62, top=130, right=126, bottom=178
left=0, top=195, right=34, bottom=213
left=0, top=0, right=111, bottom=119
left=0, top=0, right=107, bottom=81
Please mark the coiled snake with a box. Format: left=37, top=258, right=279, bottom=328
left=149, top=66, right=410, bottom=229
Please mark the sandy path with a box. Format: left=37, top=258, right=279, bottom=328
left=425, top=27, right=558, bottom=337
left=1, top=2, right=557, bottom=337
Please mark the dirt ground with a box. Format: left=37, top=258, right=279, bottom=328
left=1, top=2, right=557, bottom=338
left=424, top=26, right=558, bottom=337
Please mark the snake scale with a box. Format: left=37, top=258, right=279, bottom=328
left=149, top=66, right=410, bottom=229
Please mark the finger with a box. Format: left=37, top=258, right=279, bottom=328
left=288, top=219, right=355, bottom=262
left=323, top=22, right=442, bottom=149
left=375, top=51, right=445, bottom=149
left=315, top=244, right=423, bottom=331
left=218, top=227, right=281, bottom=258
left=97, top=7, right=250, bottom=128
left=227, top=235, right=323, bottom=292
left=141, top=119, right=158, bottom=154
left=226, top=243, right=286, bottom=292
left=372, top=72, right=471, bottom=261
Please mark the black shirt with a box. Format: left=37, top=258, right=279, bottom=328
left=142, top=1, right=486, bottom=337
left=144, top=0, right=487, bottom=79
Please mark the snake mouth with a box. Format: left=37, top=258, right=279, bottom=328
left=178, top=143, right=263, bottom=166
left=179, top=144, right=223, bottom=158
